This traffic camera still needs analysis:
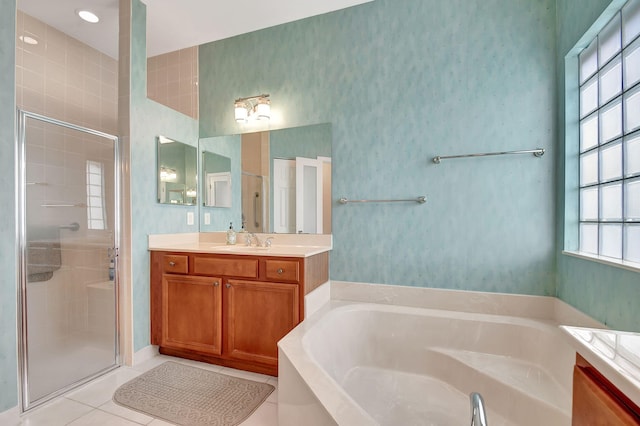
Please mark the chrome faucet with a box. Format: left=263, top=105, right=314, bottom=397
left=246, top=233, right=274, bottom=248
left=470, top=392, right=488, bottom=426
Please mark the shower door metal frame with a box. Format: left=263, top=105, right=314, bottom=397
left=16, top=109, right=121, bottom=412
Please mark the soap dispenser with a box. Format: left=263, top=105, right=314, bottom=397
left=226, top=222, right=237, bottom=245
left=239, top=220, right=248, bottom=244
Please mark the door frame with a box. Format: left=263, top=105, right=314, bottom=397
left=16, top=109, right=121, bottom=412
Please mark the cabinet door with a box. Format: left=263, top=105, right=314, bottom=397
left=225, top=279, right=300, bottom=366
left=161, top=274, right=222, bottom=355
left=573, top=365, right=640, bottom=425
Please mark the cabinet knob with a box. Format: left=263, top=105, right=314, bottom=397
left=277, top=268, right=284, bottom=274
left=226, top=283, right=231, bottom=289
left=168, top=261, right=176, bottom=267
left=213, top=281, right=219, bottom=287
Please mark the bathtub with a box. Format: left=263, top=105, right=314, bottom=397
left=278, top=283, right=601, bottom=426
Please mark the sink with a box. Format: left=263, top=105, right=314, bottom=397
left=219, top=245, right=271, bottom=252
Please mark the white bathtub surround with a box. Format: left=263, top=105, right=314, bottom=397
left=561, top=326, right=640, bottom=409
left=331, top=281, right=604, bottom=326
left=304, top=282, right=331, bottom=317
left=279, top=282, right=606, bottom=426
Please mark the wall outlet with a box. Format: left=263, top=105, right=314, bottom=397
left=187, top=211, right=194, bottom=225
left=204, top=212, right=211, bottom=225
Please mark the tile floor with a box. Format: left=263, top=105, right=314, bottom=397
left=0, top=355, right=279, bottom=426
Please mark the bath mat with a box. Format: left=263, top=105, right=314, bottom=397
left=113, top=361, right=274, bottom=426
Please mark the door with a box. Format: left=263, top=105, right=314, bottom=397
left=225, top=279, right=299, bottom=366
left=161, top=274, right=222, bottom=355
left=205, top=172, right=232, bottom=207
left=295, top=157, right=323, bottom=234
left=17, top=110, right=120, bottom=410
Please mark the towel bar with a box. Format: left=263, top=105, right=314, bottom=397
left=338, top=196, right=426, bottom=204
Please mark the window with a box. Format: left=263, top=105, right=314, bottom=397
left=86, top=160, right=107, bottom=230
left=578, top=0, right=640, bottom=263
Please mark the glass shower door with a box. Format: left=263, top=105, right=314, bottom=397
left=18, top=110, right=120, bottom=410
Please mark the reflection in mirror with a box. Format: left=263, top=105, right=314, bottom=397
left=202, top=151, right=232, bottom=207
left=199, top=135, right=242, bottom=232
left=198, top=123, right=332, bottom=234
left=157, top=136, right=198, bottom=205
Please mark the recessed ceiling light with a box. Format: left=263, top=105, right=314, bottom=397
left=76, top=9, right=100, bottom=23
left=18, top=35, right=38, bottom=45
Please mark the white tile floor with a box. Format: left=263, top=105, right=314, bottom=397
left=0, top=355, right=279, bottom=426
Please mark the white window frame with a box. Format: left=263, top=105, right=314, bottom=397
left=565, top=0, right=640, bottom=271
left=86, top=160, right=107, bottom=230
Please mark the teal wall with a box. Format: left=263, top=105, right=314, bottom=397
left=128, top=0, right=199, bottom=351
left=199, top=0, right=558, bottom=295
left=0, top=0, right=16, bottom=412
left=269, top=123, right=332, bottom=160
left=556, top=0, right=640, bottom=331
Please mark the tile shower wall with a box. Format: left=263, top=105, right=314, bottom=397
left=147, top=46, right=199, bottom=119
left=199, top=0, right=557, bottom=295
left=15, top=11, right=118, bottom=134
left=556, top=0, right=640, bottom=332
left=16, top=11, right=119, bottom=355
left=0, top=0, right=16, bottom=412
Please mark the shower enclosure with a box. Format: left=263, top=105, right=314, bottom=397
left=17, top=110, right=120, bottom=411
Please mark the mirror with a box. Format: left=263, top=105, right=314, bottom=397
left=157, top=136, right=198, bottom=205
left=199, top=123, right=332, bottom=234
left=202, top=151, right=232, bottom=207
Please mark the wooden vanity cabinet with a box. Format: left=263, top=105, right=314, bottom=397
left=150, top=250, right=328, bottom=376
left=572, top=354, right=640, bottom=425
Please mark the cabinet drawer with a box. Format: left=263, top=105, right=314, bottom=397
left=264, top=259, right=300, bottom=283
left=193, top=256, right=258, bottom=278
left=162, top=255, right=188, bottom=274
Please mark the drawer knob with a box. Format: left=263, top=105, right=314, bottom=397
left=213, top=281, right=219, bottom=287
left=226, top=283, right=231, bottom=289
left=168, top=261, right=176, bottom=267
left=277, top=268, right=284, bottom=274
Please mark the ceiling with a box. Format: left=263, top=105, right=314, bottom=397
left=17, top=0, right=374, bottom=58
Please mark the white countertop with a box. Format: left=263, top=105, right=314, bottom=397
left=561, top=325, right=640, bottom=408
left=148, top=232, right=332, bottom=258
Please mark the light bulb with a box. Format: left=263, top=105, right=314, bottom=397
left=234, top=102, right=248, bottom=123
left=255, top=98, right=271, bottom=120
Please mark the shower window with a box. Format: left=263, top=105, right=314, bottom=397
left=86, top=160, right=106, bottom=230
left=578, top=0, right=640, bottom=263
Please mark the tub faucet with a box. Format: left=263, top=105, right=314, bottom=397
left=469, top=392, right=488, bottom=426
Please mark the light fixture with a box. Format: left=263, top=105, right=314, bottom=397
left=76, top=9, right=100, bottom=23
left=234, top=94, right=270, bottom=123
left=160, top=167, right=177, bottom=181
left=19, top=35, right=38, bottom=45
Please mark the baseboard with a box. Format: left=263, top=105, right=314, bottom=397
left=0, top=405, right=20, bottom=424
left=133, top=345, right=159, bottom=367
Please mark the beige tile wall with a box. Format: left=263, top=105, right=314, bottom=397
left=147, top=46, right=199, bottom=119
left=16, top=11, right=118, bottom=134
left=16, top=11, right=119, bottom=343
